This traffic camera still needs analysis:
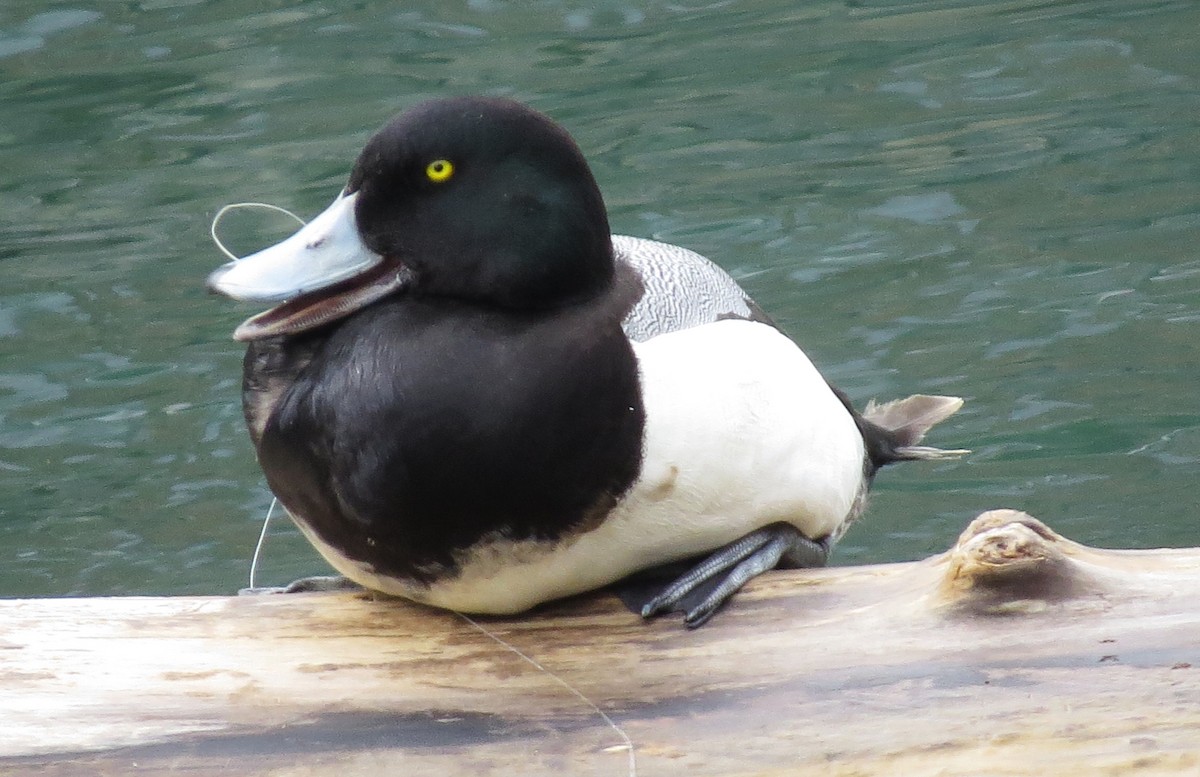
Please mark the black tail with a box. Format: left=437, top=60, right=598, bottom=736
left=841, top=393, right=968, bottom=476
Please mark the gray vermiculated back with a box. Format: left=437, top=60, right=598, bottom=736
left=614, top=234, right=759, bottom=343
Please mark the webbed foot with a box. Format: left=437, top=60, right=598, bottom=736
left=238, top=575, right=362, bottom=596
left=638, top=523, right=830, bottom=628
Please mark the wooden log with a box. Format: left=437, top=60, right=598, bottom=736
left=3, top=509, right=1199, bottom=776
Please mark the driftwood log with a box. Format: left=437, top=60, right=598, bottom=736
left=2, top=509, right=1198, bottom=776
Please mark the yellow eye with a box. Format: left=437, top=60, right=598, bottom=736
left=425, top=159, right=454, bottom=183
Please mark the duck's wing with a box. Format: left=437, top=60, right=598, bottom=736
left=613, top=235, right=777, bottom=342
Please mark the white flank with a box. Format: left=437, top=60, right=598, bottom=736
left=304, top=318, right=866, bottom=614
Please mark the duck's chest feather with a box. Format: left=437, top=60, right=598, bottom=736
left=248, top=293, right=645, bottom=584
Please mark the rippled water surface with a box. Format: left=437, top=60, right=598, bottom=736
left=2, top=0, right=1198, bottom=596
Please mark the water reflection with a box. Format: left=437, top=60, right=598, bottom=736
left=1, top=0, right=1197, bottom=595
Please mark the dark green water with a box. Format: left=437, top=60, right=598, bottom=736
left=2, top=1, right=1198, bottom=597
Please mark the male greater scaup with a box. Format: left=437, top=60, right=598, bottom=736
left=209, top=96, right=965, bottom=627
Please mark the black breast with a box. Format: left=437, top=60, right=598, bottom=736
left=245, top=286, right=645, bottom=583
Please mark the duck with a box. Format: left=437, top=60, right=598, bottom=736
left=208, top=96, right=965, bottom=628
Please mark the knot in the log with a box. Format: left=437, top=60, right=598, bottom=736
left=937, top=509, right=1107, bottom=614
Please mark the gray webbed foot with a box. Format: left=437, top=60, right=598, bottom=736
left=237, top=575, right=362, bottom=596
left=640, top=523, right=830, bottom=628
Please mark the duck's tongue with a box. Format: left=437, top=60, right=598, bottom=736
left=208, top=191, right=413, bottom=340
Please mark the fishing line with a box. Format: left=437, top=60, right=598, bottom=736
left=457, top=613, right=637, bottom=777
left=210, top=201, right=306, bottom=261
left=248, top=497, right=280, bottom=590
left=208, top=202, right=305, bottom=588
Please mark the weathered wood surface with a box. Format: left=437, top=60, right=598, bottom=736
left=2, top=510, right=1199, bottom=776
